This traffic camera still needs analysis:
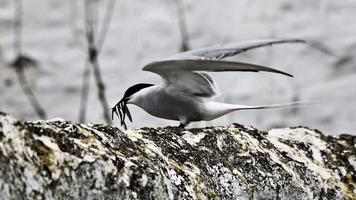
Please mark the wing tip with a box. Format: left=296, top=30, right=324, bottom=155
left=272, top=68, right=293, bottom=77
left=142, top=60, right=174, bottom=71
left=275, top=38, right=308, bottom=45
left=283, top=72, right=294, bottom=77
left=293, top=39, right=308, bottom=44
left=142, top=61, right=157, bottom=71
left=263, top=69, right=293, bottom=77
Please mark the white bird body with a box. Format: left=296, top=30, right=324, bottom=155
left=129, top=85, right=204, bottom=123
left=129, top=85, right=305, bottom=127
left=112, top=38, right=307, bottom=128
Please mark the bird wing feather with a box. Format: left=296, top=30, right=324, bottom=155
left=143, top=59, right=292, bottom=99
left=162, top=71, right=219, bottom=98
left=168, top=38, right=306, bottom=60
left=143, top=59, right=293, bottom=77
left=143, top=38, right=306, bottom=99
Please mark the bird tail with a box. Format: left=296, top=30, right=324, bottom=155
left=232, top=100, right=317, bottom=111
left=203, top=100, right=317, bottom=121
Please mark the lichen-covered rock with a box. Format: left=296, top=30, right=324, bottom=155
left=0, top=112, right=355, bottom=200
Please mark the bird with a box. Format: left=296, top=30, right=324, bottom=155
left=112, top=38, right=307, bottom=129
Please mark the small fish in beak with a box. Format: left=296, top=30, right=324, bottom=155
left=112, top=97, right=132, bottom=130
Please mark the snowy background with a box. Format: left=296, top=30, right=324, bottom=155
left=0, top=0, right=355, bottom=135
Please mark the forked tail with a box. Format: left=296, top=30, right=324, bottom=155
left=233, top=101, right=316, bottom=110
left=204, top=100, right=317, bottom=121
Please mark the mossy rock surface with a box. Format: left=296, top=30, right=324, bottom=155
left=0, top=112, right=355, bottom=200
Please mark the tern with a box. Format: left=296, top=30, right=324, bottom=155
left=112, top=38, right=306, bottom=129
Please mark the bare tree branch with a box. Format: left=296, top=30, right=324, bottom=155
left=97, top=0, right=116, bottom=52
left=80, top=0, right=113, bottom=124
left=91, top=56, right=112, bottom=124
left=14, top=0, right=22, bottom=55
left=16, top=66, right=47, bottom=119
left=12, top=0, right=47, bottom=119
left=78, top=60, right=91, bottom=123
left=68, top=0, right=87, bottom=52
left=174, top=0, right=190, bottom=52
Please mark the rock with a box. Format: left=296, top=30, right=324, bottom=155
left=0, top=112, right=355, bottom=200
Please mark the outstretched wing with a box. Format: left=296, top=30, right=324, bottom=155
left=144, top=59, right=293, bottom=77
left=143, top=38, right=306, bottom=99
left=143, top=59, right=292, bottom=99
left=168, top=38, right=306, bottom=60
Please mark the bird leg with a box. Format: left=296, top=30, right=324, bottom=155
left=178, top=117, right=189, bottom=129
left=178, top=123, right=186, bottom=129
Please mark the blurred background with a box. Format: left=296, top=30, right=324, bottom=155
left=0, top=0, right=355, bottom=135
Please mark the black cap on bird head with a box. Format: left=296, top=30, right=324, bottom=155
left=112, top=83, right=154, bottom=129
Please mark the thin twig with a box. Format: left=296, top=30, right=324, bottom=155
left=16, top=68, right=47, bottom=119
left=68, top=0, right=86, bottom=52
left=96, top=0, right=116, bottom=52
left=78, top=60, right=91, bottom=123
left=13, top=0, right=47, bottom=119
left=77, top=0, right=95, bottom=123
left=91, top=57, right=112, bottom=124
left=81, top=0, right=112, bottom=124
left=14, top=0, right=22, bottom=55
left=174, top=0, right=190, bottom=52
